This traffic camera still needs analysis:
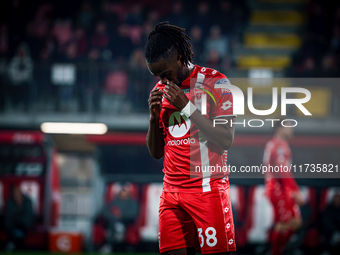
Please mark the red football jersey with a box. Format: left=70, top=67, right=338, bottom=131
left=263, top=137, right=300, bottom=197
left=151, top=64, right=235, bottom=193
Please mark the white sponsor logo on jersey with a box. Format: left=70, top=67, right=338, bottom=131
left=167, top=137, right=196, bottom=146
left=168, top=112, right=191, bottom=138
left=221, top=100, right=232, bottom=111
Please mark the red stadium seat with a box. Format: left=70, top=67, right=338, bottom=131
left=300, top=186, right=317, bottom=223
left=20, top=181, right=41, bottom=214
left=138, top=183, right=163, bottom=241
left=102, top=182, right=140, bottom=245
left=230, top=185, right=246, bottom=221
left=0, top=178, right=47, bottom=248
left=246, top=185, right=274, bottom=243
left=104, top=182, right=139, bottom=203
left=230, top=185, right=247, bottom=247
left=0, top=181, right=3, bottom=214
left=320, top=187, right=340, bottom=212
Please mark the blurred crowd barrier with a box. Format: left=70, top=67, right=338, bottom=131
left=0, top=60, right=156, bottom=114
left=0, top=61, right=340, bottom=120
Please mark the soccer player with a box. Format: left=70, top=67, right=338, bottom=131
left=146, top=22, right=236, bottom=255
left=263, top=121, right=304, bottom=255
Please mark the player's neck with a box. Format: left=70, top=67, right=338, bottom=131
left=275, top=133, right=287, bottom=141
left=183, top=62, right=195, bottom=80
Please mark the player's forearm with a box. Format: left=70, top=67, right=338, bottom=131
left=190, top=111, right=234, bottom=150
left=146, top=117, right=165, bottom=159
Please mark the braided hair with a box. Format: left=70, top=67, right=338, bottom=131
left=145, top=21, right=193, bottom=66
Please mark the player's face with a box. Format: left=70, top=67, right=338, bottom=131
left=282, top=125, right=294, bottom=139
left=277, top=121, right=294, bottom=140
left=146, top=53, right=186, bottom=87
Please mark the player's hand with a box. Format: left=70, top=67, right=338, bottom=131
left=292, top=192, right=305, bottom=206
left=163, top=81, right=189, bottom=110
left=275, top=222, right=290, bottom=233
left=289, top=218, right=302, bottom=231
left=148, top=88, right=163, bottom=119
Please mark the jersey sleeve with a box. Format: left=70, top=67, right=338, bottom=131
left=210, top=78, right=236, bottom=118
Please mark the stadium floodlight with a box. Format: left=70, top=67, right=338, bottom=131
left=40, top=122, right=108, bottom=135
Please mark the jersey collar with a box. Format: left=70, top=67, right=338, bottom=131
left=180, top=63, right=199, bottom=89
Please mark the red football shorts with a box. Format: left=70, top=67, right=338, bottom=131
left=268, top=188, right=301, bottom=223
left=158, top=186, right=236, bottom=254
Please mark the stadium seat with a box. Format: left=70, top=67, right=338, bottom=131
left=20, top=181, right=41, bottom=214
left=244, top=33, right=301, bottom=49
left=320, top=187, right=340, bottom=211
left=237, top=55, right=291, bottom=70
left=230, top=185, right=245, bottom=220
left=251, top=10, right=305, bottom=25
left=104, top=182, right=139, bottom=203
left=0, top=179, right=43, bottom=219
left=0, top=181, right=3, bottom=214
left=0, top=179, right=47, bottom=249
left=299, top=186, right=317, bottom=223
left=102, top=182, right=140, bottom=245
left=138, top=183, right=163, bottom=241
left=246, top=185, right=274, bottom=243
left=230, top=185, right=248, bottom=246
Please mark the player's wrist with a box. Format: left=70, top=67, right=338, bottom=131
left=181, top=101, right=197, bottom=118
left=149, top=115, right=159, bottom=122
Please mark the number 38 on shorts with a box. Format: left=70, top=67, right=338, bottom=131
left=198, top=227, right=218, bottom=247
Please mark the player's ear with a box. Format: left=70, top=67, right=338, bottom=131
left=176, top=55, right=183, bottom=67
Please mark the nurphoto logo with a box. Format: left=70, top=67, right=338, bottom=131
left=193, top=78, right=312, bottom=128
